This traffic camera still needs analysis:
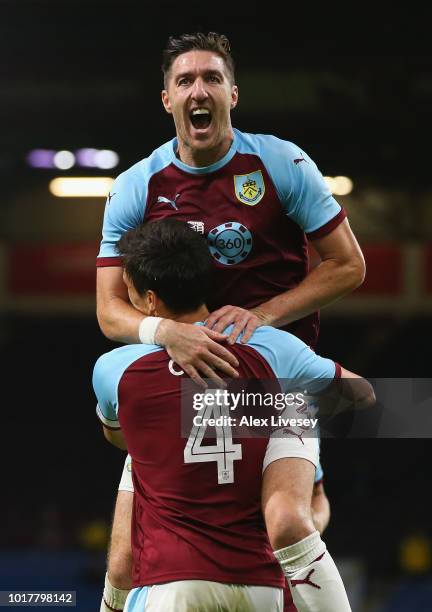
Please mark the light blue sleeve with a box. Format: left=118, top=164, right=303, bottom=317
left=93, top=344, right=162, bottom=428
left=98, top=142, right=174, bottom=259
left=237, top=132, right=342, bottom=235
left=98, top=166, right=147, bottom=259
left=246, top=326, right=336, bottom=389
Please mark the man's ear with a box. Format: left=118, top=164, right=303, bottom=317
left=149, top=292, right=168, bottom=318
left=146, top=290, right=158, bottom=315
left=161, top=89, right=172, bottom=114
left=230, top=85, right=239, bottom=110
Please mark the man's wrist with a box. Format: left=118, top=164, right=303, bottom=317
left=138, top=317, right=164, bottom=345
left=154, top=317, right=175, bottom=346
left=251, top=305, right=274, bottom=327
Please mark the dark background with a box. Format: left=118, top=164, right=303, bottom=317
left=1, top=2, right=431, bottom=610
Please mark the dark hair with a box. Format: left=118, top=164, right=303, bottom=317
left=116, top=219, right=213, bottom=314
left=162, top=32, right=235, bottom=86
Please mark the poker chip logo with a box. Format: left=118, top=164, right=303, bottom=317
left=207, top=222, right=253, bottom=265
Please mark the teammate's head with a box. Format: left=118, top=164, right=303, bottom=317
left=116, top=219, right=213, bottom=317
left=161, top=32, right=238, bottom=162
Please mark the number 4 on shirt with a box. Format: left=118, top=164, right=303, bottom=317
left=184, top=391, right=242, bottom=484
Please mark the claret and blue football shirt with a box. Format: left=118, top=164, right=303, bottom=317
left=97, top=130, right=346, bottom=348
left=93, top=324, right=337, bottom=588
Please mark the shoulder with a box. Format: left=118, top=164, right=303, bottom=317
left=234, top=129, right=310, bottom=202
left=244, top=326, right=307, bottom=374
left=244, top=326, right=336, bottom=382
left=234, top=128, right=302, bottom=159
left=94, top=343, right=163, bottom=375
left=246, top=325, right=306, bottom=352
left=113, top=139, right=175, bottom=189
left=93, top=344, right=163, bottom=397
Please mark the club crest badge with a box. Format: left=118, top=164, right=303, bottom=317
left=234, top=170, right=265, bottom=206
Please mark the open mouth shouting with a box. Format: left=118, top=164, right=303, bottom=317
left=189, top=107, right=212, bottom=132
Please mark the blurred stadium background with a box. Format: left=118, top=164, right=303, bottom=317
left=1, top=1, right=431, bottom=610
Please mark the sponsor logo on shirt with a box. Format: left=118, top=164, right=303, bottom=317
left=207, top=221, right=253, bottom=265
left=233, top=170, right=265, bottom=206
left=187, top=221, right=205, bottom=234
left=156, top=194, right=180, bottom=210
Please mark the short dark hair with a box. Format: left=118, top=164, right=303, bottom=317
left=162, top=32, right=235, bottom=86
left=116, top=219, right=214, bottom=314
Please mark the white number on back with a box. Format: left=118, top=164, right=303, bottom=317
left=184, top=390, right=242, bottom=484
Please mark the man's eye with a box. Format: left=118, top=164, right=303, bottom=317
left=178, top=78, right=190, bottom=86
left=209, top=75, right=220, bottom=83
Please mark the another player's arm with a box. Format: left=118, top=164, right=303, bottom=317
left=103, top=426, right=127, bottom=451
left=207, top=219, right=365, bottom=342
left=312, top=365, right=375, bottom=419
left=97, top=267, right=143, bottom=343
left=337, top=366, right=376, bottom=410
left=207, top=141, right=365, bottom=343
left=311, top=481, right=330, bottom=535
left=96, top=266, right=239, bottom=387
left=252, top=219, right=365, bottom=331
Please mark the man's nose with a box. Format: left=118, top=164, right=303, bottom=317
left=191, top=78, right=208, bottom=100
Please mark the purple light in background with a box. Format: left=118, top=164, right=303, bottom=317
left=94, top=149, right=119, bottom=169
left=75, top=148, right=98, bottom=167
left=27, top=147, right=120, bottom=169
left=26, top=149, right=56, bottom=168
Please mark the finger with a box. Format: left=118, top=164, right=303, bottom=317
left=203, top=351, right=239, bottom=379
left=207, top=308, right=237, bottom=332
left=204, top=354, right=239, bottom=379
left=228, top=316, right=250, bottom=344
left=183, top=364, right=207, bottom=389
left=206, top=341, right=240, bottom=368
left=240, top=319, right=261, bottom=343
left=205, top=306, right=232, bottom=329
left=201, top=327, right=229, bottom=341
left=212, top=313, right=238, bottom=335
left=195, top=360, right=226, bottom=389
